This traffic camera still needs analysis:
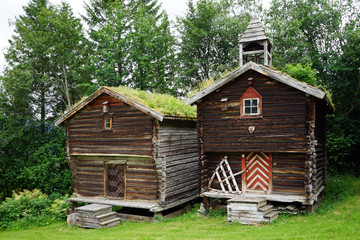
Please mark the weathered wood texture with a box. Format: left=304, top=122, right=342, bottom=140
left=207, top=153, right=243, bottom=191
left=157, top=119, right=199, bottom=204
left=67, top=94, right=153, bottom=156
left=73, top=156, right=157, bottom=201
left=314, top=99, right=327, bottom=190
left=304, top=97, right=327, bottom=201
left=272, top=152, right=305, bottom=196
left=197, top=103, right=208, bottom=193
left=198, top=70, right=307, bottom=153
left=205, top=152, right=305, bottom=196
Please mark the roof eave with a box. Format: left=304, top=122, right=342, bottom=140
left=186, top=62, right=327, bottom=105
left=186, top=62, right=253, bottom=105
left=54, top=87, right=164, bottom=126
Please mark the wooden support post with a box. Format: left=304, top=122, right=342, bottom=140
left=268, top=152, right=273, bottom=193
left=264, top=40, right=268, bottom=65
left=203, top=196, right=210, bottom=211
left=241, top=154, right=246, bottom=192
left=239, top=43, right=243, bottom=66
left=69, top=201, right=78, bottom=214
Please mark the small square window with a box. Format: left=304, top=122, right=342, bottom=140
left=104, top=117, right=112, bottom=129
left=220, top=98, right=228, bottom=111
left=243, top=98, right=259, bottom=115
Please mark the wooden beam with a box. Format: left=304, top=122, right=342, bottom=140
left=242, top=50, right=265, bottom=56
left=149, top=194, right=199, bottom=212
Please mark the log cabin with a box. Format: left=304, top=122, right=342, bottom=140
left=54, top=86, right=199, bottom=215
left=186, top=18, right=334, bottom=219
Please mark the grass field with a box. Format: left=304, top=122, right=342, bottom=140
left=1, top=175, right=359, bottom=240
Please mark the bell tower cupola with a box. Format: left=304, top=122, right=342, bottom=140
left=239, top=18, right=272, bottom=66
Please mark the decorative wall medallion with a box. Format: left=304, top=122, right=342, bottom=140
left=248, top=126, right=255, bottom=134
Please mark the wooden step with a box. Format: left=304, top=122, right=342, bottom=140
left=264, top=211, right=279, bottom=222
left=258, top=205, right=273, bottom=215
left=99, top=218, right=121, bottom=228
left=96, top=212, right=117, bottom=223
left=76, top=204, right=112, bottom=216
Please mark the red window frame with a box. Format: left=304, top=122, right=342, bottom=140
left=240, top=86, right=263, bottom=118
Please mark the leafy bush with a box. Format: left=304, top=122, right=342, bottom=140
left=0, top=189, right=70, bottom=230
left=283, top=63, right=320, bottom=86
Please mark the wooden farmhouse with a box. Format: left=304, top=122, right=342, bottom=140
left=54, top=86, right=199, bottom=216
left=186, top=18, right=334, bottom=220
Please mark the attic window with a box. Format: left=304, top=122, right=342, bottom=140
left=243, top=98, right=259, bottom=115
left=240, top=86, right=262, bottom=118
left=104, top=117, right=112, bottom=129
left=220, top=98, right=228, bottom=111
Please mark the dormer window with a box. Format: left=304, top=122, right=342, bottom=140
left=240, top=86, right=262, bottom=118
left=244, top=98, right=259, bottom=115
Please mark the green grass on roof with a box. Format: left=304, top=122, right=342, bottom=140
left=108, top=86, right=197, bottom=118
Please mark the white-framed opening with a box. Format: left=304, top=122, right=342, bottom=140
left=243, top=98, right=259, bottom=115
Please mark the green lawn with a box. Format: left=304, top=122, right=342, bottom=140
left=1, top=176, right=359, bottom=240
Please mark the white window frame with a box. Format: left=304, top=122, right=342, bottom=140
left=243, top=98, right=260, bottom=116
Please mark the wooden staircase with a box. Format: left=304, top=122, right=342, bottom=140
left=227, top=196, right=278, bottom=224
left=76, top=204, right=121, bottom=229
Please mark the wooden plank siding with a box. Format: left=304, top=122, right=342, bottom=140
left=199, top=70, right=307, bottom=153
left=67, top=94, right=153, bottom=156
left=158, top=119, right=199, bottom=204
left=205, top=152, right=305, bottom=196
left=272, top=153, right=305, bottom=196
left=73, top=156, right=157, bottom=201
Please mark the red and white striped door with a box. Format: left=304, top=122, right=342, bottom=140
left=242, top=152, right=272, bottom=192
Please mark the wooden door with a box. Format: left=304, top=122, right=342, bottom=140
left=242, top=152, right=272, bottom=192
left=106, top=164, right=125, bottom=199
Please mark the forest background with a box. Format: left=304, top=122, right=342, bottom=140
left=0, top=0, right=359, bottom=201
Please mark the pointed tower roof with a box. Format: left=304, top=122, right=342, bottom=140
left=239, top=18, right=268, bottom=43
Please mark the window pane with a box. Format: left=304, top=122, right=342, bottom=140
left=105, top=118, right=111, bottom=129
left=245, top=107, right=251, bottom=114
left=251, top=99, right=258, bottom=106
left=251, top=107, right=258, bottom=114
left=245, top=100, right=250, bottom=106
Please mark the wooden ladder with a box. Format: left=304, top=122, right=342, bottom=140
left=208, top=156, right=245, bottom=193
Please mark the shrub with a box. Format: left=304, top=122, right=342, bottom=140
left=0, top=189, right=70, bottom=230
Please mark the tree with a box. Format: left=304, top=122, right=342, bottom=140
left=265, top=0, right=360, bottom=175
left=5, top=1, right=90, bottom=115
left=84, top=0, right=178, bottom=94
left=0, top=0, right=90, bottom=199
left=176, top=0, right=258, bottom=89
left=130, top=5, right=177, bottom=93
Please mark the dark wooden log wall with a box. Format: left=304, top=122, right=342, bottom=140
left=67, top=93, right=158, bottom=201
left=72, top=156, right=157, bottom=201
left=198, top=70, right=307, bottom=153
left=67, top=94, right=153, bottom=156
left=157, top=119, right=199, bottom=204
left=272, top=153, right=305, bottom=196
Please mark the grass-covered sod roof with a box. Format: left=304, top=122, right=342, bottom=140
left=108, top=86, right=196, bottom=118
